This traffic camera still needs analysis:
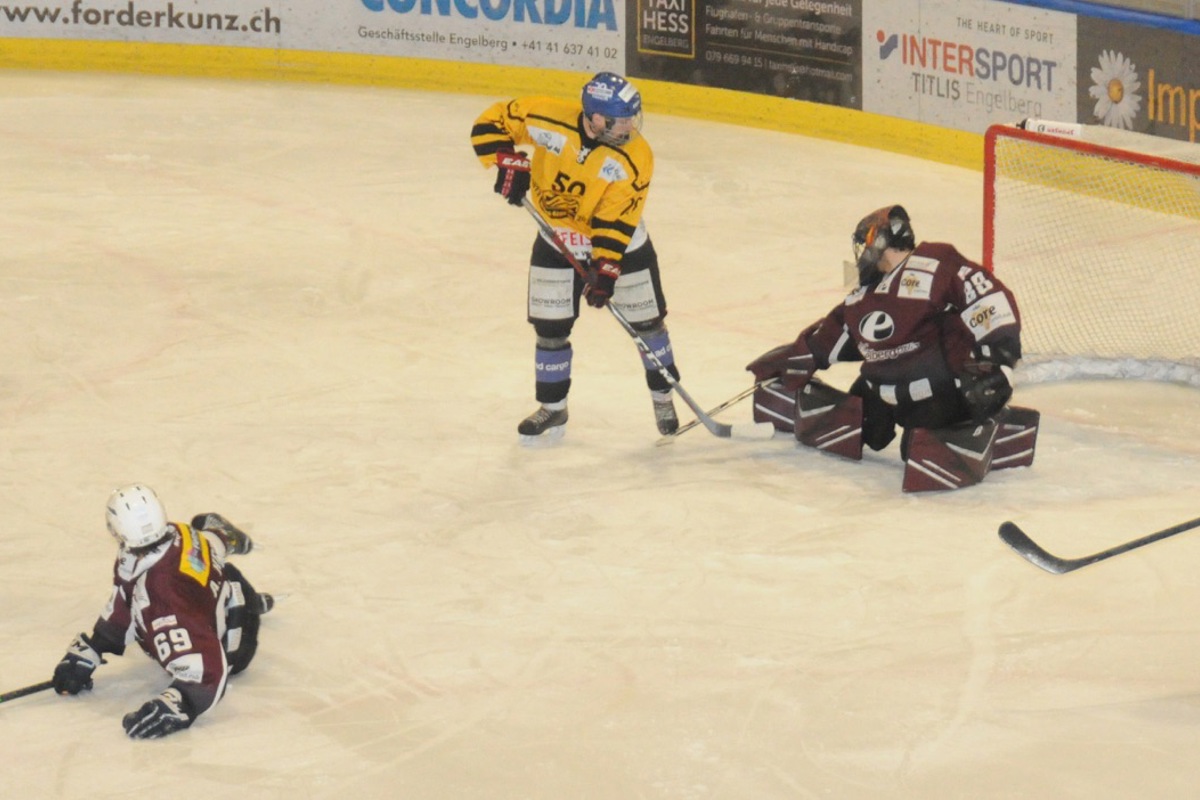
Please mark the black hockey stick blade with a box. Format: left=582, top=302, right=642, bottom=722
left=0, top=680, right=54, bottom=705
left=999, top=516, right=1200, bottom=575
left=997, top=522, right=1074, bottom=574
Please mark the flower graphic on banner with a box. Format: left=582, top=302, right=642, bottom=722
left=1088, top=50, right=1142, bottom=130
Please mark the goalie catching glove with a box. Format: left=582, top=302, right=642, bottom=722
left=122, top=687, right=195, bottom=739
left=52, top=632, right=103, bottom=695
left=492, top=147, right=531, bottom=206
left=584, top=259, right=620, bottom=308
left=957, top=341, right=1019, bottom=423
left=957, top=363, right=1013, bottom=424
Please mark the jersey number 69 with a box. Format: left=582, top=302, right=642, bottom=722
left=154, top=628, right=194, bottom=661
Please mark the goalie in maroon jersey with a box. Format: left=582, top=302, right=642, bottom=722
left=50, top=484, right=273, bottom=738
left=747, top=205, right=1039, bottom=492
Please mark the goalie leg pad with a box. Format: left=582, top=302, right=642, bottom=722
left=753, top=380, right=797, bottom=432
left=794, top=380, right=863, bottom=461
left=902, top=418, right=998, bottom=492
left=990, top=405, right=1040, bottom=470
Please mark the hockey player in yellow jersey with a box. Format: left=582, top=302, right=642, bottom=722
left=471, top=72, right=682, bottom=439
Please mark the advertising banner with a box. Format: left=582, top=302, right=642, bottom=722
left=862, top=0, right=1075, bottom=134
left=626, top=0, right=862, bottom=109
left=1077, top=15, right=1200, bottom=143
left=0, top=0, right=626, bottom=72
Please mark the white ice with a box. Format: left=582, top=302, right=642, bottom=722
left=2, top=71, right=1199, bottom=799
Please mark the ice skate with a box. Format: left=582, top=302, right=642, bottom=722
left=256, top=593, right=275, bottom=615
left=517, top=404, right=568, bottom=439
left=651, top=391, right=679, bottom=435
left=192, top=513, right=253, bottom=555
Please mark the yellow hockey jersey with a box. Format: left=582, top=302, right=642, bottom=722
left=471, top=96, right=653, bottom=264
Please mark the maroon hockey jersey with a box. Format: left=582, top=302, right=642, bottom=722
left=807, top=242, right=1021, bottom=393
left=91, top=522, right=233, bottom=718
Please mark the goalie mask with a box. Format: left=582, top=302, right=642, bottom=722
left=581, top=72, right=643, bottom=147
left=852, top=205, right=914, bottom=286
left=106, top=483, right=169, bottom=549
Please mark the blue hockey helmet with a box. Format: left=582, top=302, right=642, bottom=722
left=581, top=72, right=643, bottom=146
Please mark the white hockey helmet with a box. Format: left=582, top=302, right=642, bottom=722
left=106, top=484, right=169, bottom=549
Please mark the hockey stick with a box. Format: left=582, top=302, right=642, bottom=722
left=998, top=516, right=1200, bottom=574
left=0, top=680, right=54, bottom=705
left=521, top=197, right=768, bottom=440
left=657, top=382, right=771, bottom=444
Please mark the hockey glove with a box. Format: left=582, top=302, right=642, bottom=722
left=746, top=341, right=816, bottom=392
left=52, top=632, right=102, bottom=695
left=122, top=687, right=195, bottom=740
left=958, top=364, right=1013, bottom=424
left=493, top=148, right=531, bottom=206
left=584, top=259, right=620, bottom=308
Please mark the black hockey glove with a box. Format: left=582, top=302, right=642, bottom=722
left=493, top=148, right=531, bottom=206
left=584, top=259, right=620, bottom=309
left=958, top=364, right=1013, bottom=424
left=122, top=687, right=195, bottom=740
left=52, top=632, right=102, bottom=695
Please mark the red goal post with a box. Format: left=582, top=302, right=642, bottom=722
left=984, top=122, right=1200, bottom=386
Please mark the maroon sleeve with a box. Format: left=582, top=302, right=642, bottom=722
left=90, top=562, right=133, bottom=656
left=921, top=243, right=1022, bottom=369
left=804, top=304, right=861, bottom=368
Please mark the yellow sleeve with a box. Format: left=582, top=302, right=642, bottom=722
left=470, top=98, right=535, bottom=168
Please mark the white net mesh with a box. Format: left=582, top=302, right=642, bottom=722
left=985, top=124, right=1200, bottom=386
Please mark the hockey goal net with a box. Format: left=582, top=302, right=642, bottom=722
left=984, top=123, right=1200, bottom=386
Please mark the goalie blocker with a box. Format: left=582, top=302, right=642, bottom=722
left=753, top=379, right=1039, bottom=492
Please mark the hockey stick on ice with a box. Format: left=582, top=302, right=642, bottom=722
left=998, top=516, right=1200, bottom=575
left=0, top=680, right=54, bottom=705
left=657, top=382, right=772, bottom=444
left=521, top=197, right=769, bottom=440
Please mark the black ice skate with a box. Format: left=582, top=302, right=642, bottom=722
left=191, top=513, right=253, bottom=555
left=652, top=391, right=679, bottom=435
left=518, top=405, right=568, bottom=437
left=256, top=593, right=275, bottom=615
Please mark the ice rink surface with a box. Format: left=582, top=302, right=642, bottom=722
left=1, top=71, right=1198, bottom=799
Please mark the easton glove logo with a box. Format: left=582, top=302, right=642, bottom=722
left=858, top=311, right=896, bottom=343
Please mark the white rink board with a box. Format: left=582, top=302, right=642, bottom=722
left=862, top=0, right=1077, bottom=133
left=0, top=0, right=626, bottom=71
